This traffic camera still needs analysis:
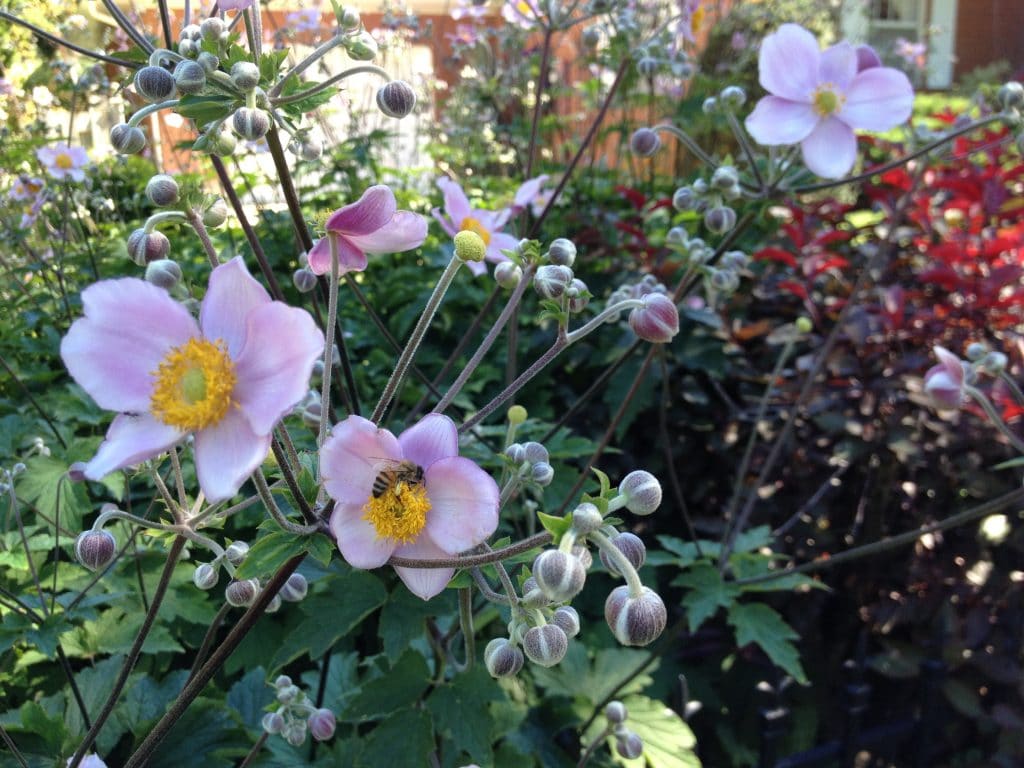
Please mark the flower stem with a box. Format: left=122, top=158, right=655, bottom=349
left=269, top=34, right=347, bottom=97
left=128, top=100, right=181, bottom=128
left=0, top=10, right=141, bottom=68
left=272, top=65, right=390, bottom=106
left=254, top=468, right=320, bottom=535
left=963, top=384, right=1024, bottom=454
left=389, top=532, right=551, bottom=569
left=187, top=209, right=222, bottom=268
left=590, top=530, right=643, bottom=598
left=318, top=234, right=340, bottom=470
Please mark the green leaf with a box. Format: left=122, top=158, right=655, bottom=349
left=280, top=86, right=339, bottom=117
left=114, top=670, right=190, bottom=735
left=355, top=707, right=434, bottom=768
left=536, top=510, right=571, bottom=544
left=593, top=467, right=611, bottom=497
left=726, top=603, right=807, bottom=685
left=235, top=531, right=331, bottom=579
left=175, top=95, right=235, bottom=128
left=65, top=655, right=125, bottom=745
left=612, top=695, right=700, bottom=768
left=993, top=455, right=1024, bottom=470
left=342, top=650, right=431, bottom=722
left=19, top=701, right=65, bottom=753
left=378, top=585, right=455, bottom=663
left=227, top=666, right=272, bottom=732
left=672, top=564, right=741, bottom=632
left=531, top=644, right=653, bottom=705
left=427, top=665, right=504, bottom=763
left=148, top=699, right=248, bottom=768
left=15, top=455, right=90, bottom=531
left=258, top=49, right=290, bottom=84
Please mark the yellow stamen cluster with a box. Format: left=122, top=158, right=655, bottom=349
left=149, top=337, right=237, bottom=431
left=459, top=216, right=492, bottom=246
left=363, top=482, right=431, bottom=543
left=690, top=5, right=705, bottom=37
left=55, top=153, right=74, bottom=170
left=811, top=85, right=844, bottom=118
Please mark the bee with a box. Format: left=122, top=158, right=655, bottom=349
left=371, top=459, right=424, bottom=498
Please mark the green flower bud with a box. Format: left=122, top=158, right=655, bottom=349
left=173, top=60, right=207, bottom=95
left=111, top=123, right=147, bottom=154
left=135, top=66, right=176, bottom=101
left=376, top=80, right=417, bottom=118
left=146, top=174, right=180, bottom=207
left=454, top=230, right=486, bottom=262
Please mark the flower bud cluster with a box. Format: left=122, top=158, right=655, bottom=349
left=600, top=700, right=645, bottom=759
left=605, top=275, right=679, bottom=343
left=923, top=343, right=1013, bottom=413
left=263, top=675, right=337, bottom=746
left=505, top=440, right=554, bottom=488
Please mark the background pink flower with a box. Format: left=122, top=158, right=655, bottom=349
left=307, top=185, right=427, bottom=276
left=60, top=257, right=323, bottom=501
left=744, top=23, right=914, bottom=179
left=321, top=414, right=499, bottom=600
left=37, top=143, right=89, bottom=182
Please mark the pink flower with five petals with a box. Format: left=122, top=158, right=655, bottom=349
left=744, top=23, right=914, bottom=179
left=307, top=185, right=427, bottom=276
left=60, top=257, right=323, bottom=502
left=321, top=414, right=499, bottom=600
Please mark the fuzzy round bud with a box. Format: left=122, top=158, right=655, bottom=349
left=702, top=96, right=718, bottom=114
left=266, top=594, right=282, bottom=613
left=599, top=532, right=646, bottom=575
left=522, top=441, right=549, bottom=464
left=505, top=442, right=526, bottom=465
left=704, top=205, right=737, bottom=234
left=277, top=683, right=301, bottom=704
left=531, top=462, right=554, bottom=486
left=262, top=711, right=285, bottom=734
left=192, top=562, right=219, bottom=590
left=521, top=576, right=548, bottom=608
left=547, top=237, right=577, bottom=267
left=719, top=85, right=746, bottom=108
left=454, top=230, right=486, bottom=263
left=173, top=60, right=207, bottom=95
left=619, top=470, right=662, bottom=515
left=288, top=133, right=323, bottom=161
left=571, top=502, right=603, bottom=534
left=293, top=267, right=318, bottom=293
left=666, top=227, right=689, bottom=248
left=110, top=123, right=147, bottom=154
left=179, top=23, right=201, bottom=41
left=965, top=342, right=988, bottom=361
left=495, top=261, right=523, bottom=288
left=207, top=128, right=237, bottom=157
left=230, top=61, right=261, bottom=91
left=551, top=606, right=581, bottom=638
left=135, top=65, right=176, bottom=101
left=75, top=530, right=116, bottom=571
left=301, top=400, right=322, bottom=429
left=224, top=541, right=250, bottom=566
left=308, top=708, right=336, bottom=741
left=203, top=197, right=229, bottom=228
left=998, top=81, right=1024, bottom=110
left=197, top=51, right=220, bottom=73
left=567, top=278, right=590, bottom=313
left=145, top=259, right=183, bottom=291
left=484, top=638, right=525, bottom=678
left=200, top=17, right=225, bottom=41
left=508, top=405, right=527, bottom=425
left=636, top=56, right=658, bottom=77
left=983, top=351, right=1008, bottom=373
left=225, top=578, right=260, bottom=607
left=533, top=550, right=586, bottom=602
left=572, top=544, right=593, bottom=570
left=672, top=186, right=697, bottom=211
left=605, top=701, right=628, bottom=724
left=127, top=228, right=171, bottom=266
left=145, top=174, right=179, bottom=207
left=711, top=165, right=740, bottom=190
left=629, top=128, right=660, bottom=157
left=274, top=674, right=292, bottom=688
left=67, top=461, right=88, bottom=482
left=280, top=573, right=309, bottom=602
left=339, top=5, right=361, bottom=28
left=616, top=731, right=644, bottom=759
left=283, top=721, right=307, bottom=747
left=178, top=38, right=199, bottom=57
left=232, top=107, right=271, bottom=141
left=605, top=585, right=667, bottom=646
left=345, top=31, right=379, bottom=61
left=376, top=80, right=417, bottom=118
left=720, top=250, right=749, bottom=271
left=523, top=624, right=569, bottom=667
left=709, top=267, right=739, bottom=293
left=628, top=294, right=679, bottom=344
left=534, top=264, right=574, bottom=300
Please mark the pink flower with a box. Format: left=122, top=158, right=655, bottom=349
left=9, top=175, right=44, bottom=201
left=37, top=143, right=89, bottom=182
left=451, top=0, right=487, bottom=22
left=501, top=0, right=541, bottom=28
left=218, top=0, right=254, bottom=10
left=60, top=258, right=323, bottom=501
left=895, top=37, right=927, bottom=70
left=744, top=24, right=914, bottom=179
left=321, top=414, right=499, bottom=600
left=924, top=346, right=966, bottom=410
left=307, top=185, right=427, bottom=276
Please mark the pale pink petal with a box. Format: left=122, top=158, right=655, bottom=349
left=344, top=211, right=428, bottom=255
left=431, top=207, right=459, bottom=238
left=200, top=257, right=271, bottom=358
left=61, top=278, right=198, bottom=413
left=392, top=535, right=455, bottom=600
left=745, top=96, right=819, bottom=146
left=330, top=501, right=396, bottom=568
left=306, top=237, right=331, bottom=275
left=512, top=174, right=549, bottom=210
left=855, top=44, right=882, bottom=72
left=465, top=259, right=488, bottom=277
left=818, top=41, right=857, bottom=90
left=306, top=234, right=367, bottom=276
left=398, top=414, right=458, bottom=468
left=840, top=68, right=914, bottom=131
left=233, top=302, right=324, bottom=436
left=84, top=413, right=184, bottom=480
left=486, top=233, right=519, bottom=265
left=800, top=117, right=857, bottom=179
left=326, top=185, right=397, bottom=236
left=193, top=408, right=270, bottom=502
left=423, top=456, right=499, bottom=553
left=437, top=177, right=472, bottom=226
left=758, top=23, right=820, bottom=102
left=471, top=209, right=506, bottom=233
left=36, top=147, right=56, bottom=165
left=933, top=345, right=965, bottom=385
left=320, top=416, right=402, bottom=505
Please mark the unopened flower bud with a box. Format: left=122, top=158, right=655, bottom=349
left=454, top=230, right=486, bottom=263
left=665, top=227, right=689, bottom=248
left=67, top=461, right=88, bottom=482
left=711, top=166, right=739, bottom=190
left=266, top=594, right=282, bottom=613
left=179, top=23, right=201, bottom=41
left=339, top=5, right=360, bottom=29
left=523, top=624, right=568, bottom=667
left=262, top=712, right=285, bottom=734
left=605, top=701, right=628, bottom=724
left=230, top=61, right=261, bottom=91
left=522, top=441, right=548, bottom=464
left=924, top=346, right=966, bottom=410
left=998, top=81, right=1024, bottom=110
left=619, top=470, right=661, bottom=515
left=508, top=405, right=527, bottom=425
left=376, top=80, right=417, bottom=118
left=280, top=573, right=308, bottom=602
left=197, top=51, right=220, bottom=73
left=178, top=38, right=199, bottom=58
left=75, top=530, right=116, bottom=571
left=628, top=294, right=679, bottom=343
left=571, top=502, right=603, bottom=534
left=200, top=17, right=224, bottom=41
left=345, top=31, right=378, bottom=61
left=572, top=544, right=593, bottom=570
left=484, top=638, right=524, bottom=677
left=225, top=578, right=260, bottom=607
left=704, top=205, right=737, bottom=234
left=605, top=585, right=666, bottom=646
left=636, top=56, right=658, bottom=77
left=232, top=107, right=271, bottom=140
left=521, top=576, right=548, bottom=607
left=135, top=66, right=176, bottom=101
left=145, top=258, right=183, bottom=290
left=289, top=133, right=323, bottom=161
left=207, top=128, right=237, bottom=156
left=600, top=532, right=646, bottom=575
left=720, top=250, right=749, bottom=271
left=225, top=541, right=249, bottom=566
left=127, top=228, right=171, bottom=266
left=193, top=562, right=219, bottom=590
left=173, top=60, right=207, bottom=95
left=672, top=186, right=697, bottom=211
left=293, top=267, right=318, bottom=293
left=277, top=683, right=301, bottom=704
left=274, top=674, right=292, bottom=688
left=567, top=278, right=590, bottom=313
left=709, top=267, right=740, bottom=293
left=534, top=264, right=574, bottom=300
left=203, top=196, right=229, bottom=227
left=630, top=128, right=660, bottom=157
left=284, top=721, right=307, bottom=747
left=495, top=261, right=523, bottom=288
left=531, top=462, right=554, bottom=486
left=719, top=85, right=746, bottom=108
left=111, top=123, right=147, bottom=154
left=551, top=606, right=580, bottom=638
left=983, top=351, right=1008, bottom=373
left=965, top=342, right=988, bottom=361
left=533, top=550, right=586, bottom=602
left=301, top=399, right=322, bottom=429
left=505, top=442, right=526, bottom=464
left=308, top=708, right=336, bottom=741
left=547, top=237, right=577, bottom=267
left=702, top=96, right=718, bottom=114
left=616, top=731, right=644, bottom=759
left=146, top=174, right=179, bottom=207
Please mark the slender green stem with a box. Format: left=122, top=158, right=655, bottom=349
left=998, top=370, right=1024, bottom=406
left=128, top=100, right=181, bottom=128
left=0, top=11, right=140, bottom=68
left=524, top=28, right=553, bottom=180
left=724, top=109, right=765, bottom=190
left=455, top=588, right=476, bottom=671
left=963, top=385, right=1024, bottom=454
left=239, top=733, right=269, bottom=768
left=590, top=530, right=643, bottom=597
left=187, top=210, right=221, bottom=267
left=0, top=724, right=29, bottom=768
left=8, top=487, right=47, bottom=617
left=389, top=532, right=551, bottom=569
left=318, top=236, right=340, bottom=468
left=470, top=567, right=512, bottom=604
left=269, top=34, right=347, bottom=97
left=186, top=602, right=232, bottom=684
left=565, top=299, right=644, bottom=344
left=653, top=123, right=717, bottom=170
left=272, top=65, right=390, bottom=105
left=254, top=468, right=320, bottom=535
left=577, top=723, right=614, bottom=768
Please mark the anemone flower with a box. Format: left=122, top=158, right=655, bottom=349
left=307, top=185, right=427, bottom=276
left=924, top=346, right=966, bottom=410
left=37, top=143, right=89, bottom=182
left=744, top=23, right=914, bottom=179
left=9, top=175, right=44, bottom=202
left=321, top=414, right=500, bottom=600
left=60, top=257, right=323, bottom=502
